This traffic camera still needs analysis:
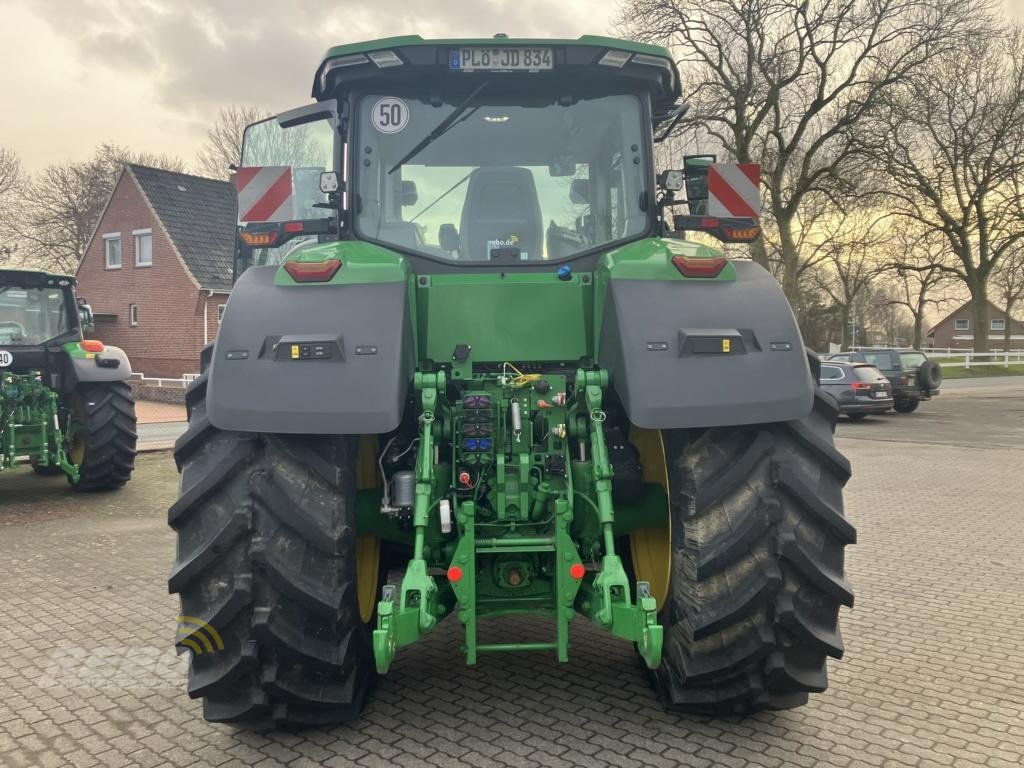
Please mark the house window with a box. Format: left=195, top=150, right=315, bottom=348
left=104, top=234, right=122, bottom=269
left=954, top=318, right=969, bottom=331
left=129, top=303, right=139, bottom=327
left=991, top=318, right=1006, bottom=332
left=134, top=229, right=153, bottom=267
left=218, top=304, right=227, bottom=322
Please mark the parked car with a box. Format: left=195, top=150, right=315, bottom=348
left=826, top=348, right=941, bottom=413
left=819, top=362, right=894, bottom=420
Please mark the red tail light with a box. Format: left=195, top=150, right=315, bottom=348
left=672, top=255, right=728, bottom=278
left=900, top=375, right=908, bottom=385
left=851, top=381, right=872, bottom=391
left=81, top=340, right=105, bottom=353
left=283, top=259, right=342, bottom=283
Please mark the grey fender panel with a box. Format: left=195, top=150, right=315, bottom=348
left=598, top=260, right=813, bottom=429
left=68, top=346, right=133, bottom=386
left=206, top=266, right=413, bottom=434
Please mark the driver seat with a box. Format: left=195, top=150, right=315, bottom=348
left=459, top=166, right=543, bottom=260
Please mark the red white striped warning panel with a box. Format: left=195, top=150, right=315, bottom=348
left=235, top=166, right=294, bottom=223
left=708, top=164, right=761, bottom=218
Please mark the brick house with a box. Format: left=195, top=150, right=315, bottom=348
left=925, top=299, right=1024, bottom=350
left=77, top=165, right=236, bottom=377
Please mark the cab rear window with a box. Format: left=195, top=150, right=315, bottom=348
left=900, top=352, right=926, bottom=368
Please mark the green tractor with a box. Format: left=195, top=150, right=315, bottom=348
left=0, top=269, right=137, bottom=489
left=170, top=35, right=855, bottom=726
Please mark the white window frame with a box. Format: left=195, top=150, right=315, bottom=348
left=103, top=233, right=122, bottom=269
left=954, top=318, right=969, bottom=331
left=991, top=318, right=1006, bottom=332
left=129, top=303, right=139, bottom=327
left=133, top=228, right=153, bottom=267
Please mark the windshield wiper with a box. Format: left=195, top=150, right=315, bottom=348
left=387, top=81, right=489, bottom=174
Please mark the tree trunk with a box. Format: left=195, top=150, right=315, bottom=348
left=750, top=237, right=770, bottom=270
left=971, top=284, right=990, bottom=352
left=1006, top=298, right=1016, bottom=351
left=840, top=305, right=851, bottom=350
left=912, top=313, right=924, bottom=350
left=777, top=215, right=800, bottom=309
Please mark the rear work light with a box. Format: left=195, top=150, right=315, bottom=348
left=672, top=255, right=728, bottom=278
left=368, top=50, right=403, bottom=68
left=81, top=340, right=104, bottom=353
left=283, top=259, right=342, bottom=283
left=239, top=230, right=279, bottom=247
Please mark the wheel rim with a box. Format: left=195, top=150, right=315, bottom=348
left=355, top=435, right=382, bottom=623
left=67, top=395, right=86, bottom=466
left=355, top=535, right=382, bottom=623
left=628, top=427, right=671, bottom=609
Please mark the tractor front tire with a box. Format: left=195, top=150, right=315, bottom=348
left=651, top=390, right=855, bottom=713
left=70, top=382, right=137, bottom=491
left=169, top=373, right=377, bottom=726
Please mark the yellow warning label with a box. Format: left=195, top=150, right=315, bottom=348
left=722, top=339, right=731, bottom=353
left=290, top=345, right=300, bottom=359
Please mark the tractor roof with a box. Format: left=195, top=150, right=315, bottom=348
left=312, top=35, right=681, bottom=118
left=0, top=268, right=76, bottom=287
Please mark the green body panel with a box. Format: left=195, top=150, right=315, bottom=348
left=319, top=34, right=674, bottom=69
left=274, top=241, right=408, bottom=286
left=598, top=237, right=735, bottom=281
left=416, top=272, right=594, bottom=364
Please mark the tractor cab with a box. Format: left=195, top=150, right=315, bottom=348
left=0, top=270, right=89, bottom=374
left=233, top=35, right=757, bottom=278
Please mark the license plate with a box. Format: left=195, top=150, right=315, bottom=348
left=451, top=47, right=553, bottom=71
left=872, top=390, right=887, bottom=398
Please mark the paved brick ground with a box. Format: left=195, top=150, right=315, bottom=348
left=1, top=387, right=1023, bottom=768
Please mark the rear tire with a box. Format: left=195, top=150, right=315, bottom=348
left=169, top=373, right=378, bottom=726
left=70, top=382, right=137, bottom=491
left=893, top=399, right=919, bottom=413
left=650, top=390, right=855, bottom=714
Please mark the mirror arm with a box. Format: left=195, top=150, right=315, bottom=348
left=654, top=101, right=690, bottom=144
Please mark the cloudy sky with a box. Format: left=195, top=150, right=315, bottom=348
left=1, top=0, right=1021, bottom=174
left=0, top=0, right=621, bottom=172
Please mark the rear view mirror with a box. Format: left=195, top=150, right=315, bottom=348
left=78, top=303, right=95, bottom=332
left=397, top=180, right=418, bottom=207
left=549, top=155, right=576, bottom=177
left=682, top=155, right=715, bottom=216
left=570, top=179, right=591, bottom=205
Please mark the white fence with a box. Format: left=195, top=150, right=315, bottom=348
left=921, top=349, right=1024, bottom=368
left=129, top=373, right=200, bottom=389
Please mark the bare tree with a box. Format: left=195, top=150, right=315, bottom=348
left=195, top=105, right=270, bottom=180
left=857, top=27, right=1024, bottom=352
left=991, top=245, right=1024, bottom=349
left=0, top=147, right=22, bottom=265
left=878, top=225, right=957, bottom=348
left=618, top=0, right=989, bottom=308
left=16, top=144, right=185, bottom=273
left=810, top=208, right=888, bottom=348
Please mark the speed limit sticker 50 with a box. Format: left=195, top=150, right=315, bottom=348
left=0, top=350, right=13, bottom=367
left=372, top=97, right=409, bottom=134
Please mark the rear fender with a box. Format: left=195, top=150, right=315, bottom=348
left=206, top=266, right=413, bottom=434
left=598, top=260, right=813, bottom=428
left=66, top=345, right=132, bottom=386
